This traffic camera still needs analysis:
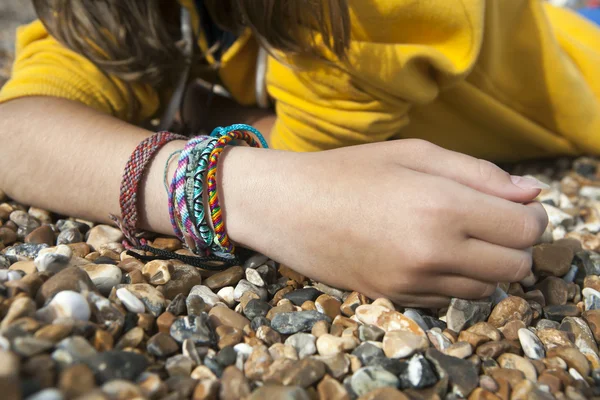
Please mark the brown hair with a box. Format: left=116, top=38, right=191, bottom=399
left=33, top=0, right=350, bottom=87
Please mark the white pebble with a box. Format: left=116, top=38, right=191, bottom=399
left=34, top=253, right=70, bottom=272
left=189, top=285, right=221, bottom=307
left=81, top=264, right=122, bottom=295
left=36, top=291, right=91, bottom=323
left=245, top=268, right=265, bottom=287
left=116, top=288, right=146, bottom=313
left=216, top=286, right=236, bottom=307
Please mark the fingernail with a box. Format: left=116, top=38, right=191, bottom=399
left=510, top=175, right=550, bottom=190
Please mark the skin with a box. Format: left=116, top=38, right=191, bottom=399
left=0, top=96, right=548, bottom=307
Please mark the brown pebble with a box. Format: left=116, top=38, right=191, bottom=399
left=488, top=297, right=533, bottom=328
left=545, top=368, right=574, bottom=388
left=151, top=237, right=182, bottom=251
left=220, top=366, right=251, bottom=400
left=583, top=310, right=600, bottom=342
left=356, top=387, right=408, bottom=400
left=272, top=286, right=295, bottom=305
left=467, top=322, right=502, bottom=342
left=532, top=243, right=574, bottom=277
left=317, top=374, right=350, bottom=400
left=488, top=368, right=525, bottom=389
left=315, top=294, right=342, bottom=320
left=239, top=291, right=261, bottom=309
left=59, top=364, right=96, bottom=399
left=94, top=329, right=114, bottom=352
left=340, top=292, right=368, bottom=317
left=468, top=388, right=502, bottom=400
left=278, top=264, right=306, bottom=284
left=537, top=328, right=574, bottom=349
left=301, top=301, right=317, bottom=311
left=9, top=261, right=36, bottom=275
left=266, top=302, right=296, bottom=320
left=538, top=372, right=562, bottom=393
left=546, top=346, right=590, bottom=377
left=66, top=243, right=90, bottom=258
left=458, top=331, right=490, bottom=349
left=280, top=358, right=326, bottom=387
left=0, top=227, right=17, bottom=245
left=498, top=320, right=526, bottom=341
left=192, top=379, right=219, bottom=400
left=157, top=312, right=177, bottom=334
left=118, top=258, right=144, bottom=273
left=204, top=266, right=244, bottom=290
left=553, top=238, right=583, bottom=253
left=24, top=225, right=55, bottom=246
left=209, top=305, right=250, bottom=331
left=127, top=269, right=146, bottom=284
left=34, top=324, right=72, bottom=343
left=216, top=325, right=243, bottom=349
left=137, top=313, right=155, bottom=332
left=312, top=320, right=330, bottom=338
left=116, top=327, right=144, bottom=349
left=536, top=276, right=569, bottom=306
left=476, top=341, right=513, bottom=359
left=142, top=260, right=172, bottom=285
left=256, top=326, right=281, bottom=346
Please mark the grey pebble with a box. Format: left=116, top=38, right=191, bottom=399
left=403, top=309, right=429, bottom=332
left=234, top=279, right=267, bottom=302
left=518, top=328, right=545, bottom=360
left=170, top=314, right=215, bottom=345
left=352, top=342, right=385, bottom=366
left=285, top=333, right=317, bottom=359
left=398, top=354, right=437, bottom=390
left=358, top=325, right=385, bottom=342
left=270, top=311, right=331, bottom=334
left=56, top=228, right=83, bottom=245
left=350, top=366, right=399, bottom=397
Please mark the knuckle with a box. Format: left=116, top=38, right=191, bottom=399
left=405, top=138, right=436, bottom=153
left=476, top=159, right=503, bottom=182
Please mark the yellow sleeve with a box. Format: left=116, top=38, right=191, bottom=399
left=0, top=20, right=159, bottom=123
left=266, top=0, right=484, bottom=152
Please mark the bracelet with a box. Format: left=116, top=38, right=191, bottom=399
left=168, top=136, right=214, bottom=249
left=206, top=125, right=268, bottom=254
left=112, top=131, right=186, bottom=247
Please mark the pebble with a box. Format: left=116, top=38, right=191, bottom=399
left=583, top=287, right=600, bottom=310
left=382, top=330, right=429, bottom=359
left=170, top=314, right=214, bottom=345
left=116, top=287, right=145, bottom=313
left=141, top=260, right=172, bottom=285
left=488, top=296, right=533, bottom=328
left=234, top=279, right=267, bottom=302
left=559, top=316, right=598, bottom=354
left=81, top=264, right=122, bottom=295
left=426, top=348, right=478, bottom=398
left=13, top=336, right=54, bottom=357
left=1, top=296, right=36, bottom=329
left=147, top=332, right=179, bottom=357
left=54, top=336, right=97, bottom=366
left=271, top=311, right=332, bottom=334
left=443, top=341, right=473, bottom=359
left=536, top=276, right=569, bottom=306
left=86, top=225, right=124, bottom=251
left=34, top=253, right=70, bottom=274
left=340, top=292, right=368, bottom=317
left=25, top=389, right=64, bottom=400
left=497, top=353, right=538, bottom=381
left=166, top=354, right=194, bottom=377
left=10, top=210, right=40, bottom=230
left=244, top=298, right=271, bottom=320
left=36, top=290, right=91, bottom=323
left=209, top=304, right=250, bottom=330
left=24, top=225, right=55, bottom=246
left=220, top=365, right=251, bottom=400
left=350, top=366, right=399, bottom=397
left=120, top=283, right=165, bottom=317
left=317, top=374, right=350, bottom=400
left=217, top=286, right=236, bottom=307
left=283, top=287, right=324, bottom=306
left=245, top=253, right=269, bottom=269
left=355, top=305, right=425, bottom=335
left=359, top=325, right=385, bottom=342
left=546, top=346, right=590, bottom=377
left=248, top=385, right=310, bottom=400
left=244, top=345, right=273, bottom=381
left=543, top=303, right=581, bottom=321
left=35, top=324, right=72, bottom=343
left=317, top=334, right=359, bottom=356
left=81, top=350, right=147, bottom=384
left=398, top=353, right=437, bottom=390
left=446, top=298, right=492, bottom=332
left=245, top=267, right=265, bottom=287
left=4, top=243, right=49, bottom=259
left=59, top=364, right=96, bottom=399
left=285, top=333, right=317, bottom=359
left=204, top=266, right=244, bottom=290
left=280, top=358, right=327, bottom=387
left=56, top=228, right=83, bottom=245
left=518, top=328, right=546, bottom=360
left=533, top=243, right=574, bottom=277
left=583, top=310, right=600, bottom=342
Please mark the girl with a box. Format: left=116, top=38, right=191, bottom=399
left=1, top=0, right=597, bottom=306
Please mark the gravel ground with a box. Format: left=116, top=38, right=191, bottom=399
left=2, top=161, right=600, bottom=400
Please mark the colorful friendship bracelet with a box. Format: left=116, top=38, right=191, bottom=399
left=112, top=131, right=186, bottom=247
left=205, top=125, right=268, bottom=254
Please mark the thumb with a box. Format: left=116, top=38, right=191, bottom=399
left=388, top=140, right=549, bottom=203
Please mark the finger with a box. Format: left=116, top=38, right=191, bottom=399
left=419, top=274, right=497, bottom=299
left=388, top=139, right=548, bottom=203
left=463, top=196, right=548, bottom=248
left=446, top=238, right=533, bottom=283
left=389, top=294, right=451, bottom=309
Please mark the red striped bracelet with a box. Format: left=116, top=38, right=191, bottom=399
left=111, top=131, right=186, bottom=247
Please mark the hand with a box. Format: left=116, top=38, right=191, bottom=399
left=220, top=139, right=548, bottom=307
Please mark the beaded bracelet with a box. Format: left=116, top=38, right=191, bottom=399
left=111, top=131, right=186, bottom=247
left=205, top=125, right=268, bottom=254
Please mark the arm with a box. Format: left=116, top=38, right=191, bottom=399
left=0, top=96, right=273, bottom=237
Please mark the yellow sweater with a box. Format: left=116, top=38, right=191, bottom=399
left=1, top=0, right=599, bottom=161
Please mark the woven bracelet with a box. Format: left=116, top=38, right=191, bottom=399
left=111, top=131, right=186, bottom=247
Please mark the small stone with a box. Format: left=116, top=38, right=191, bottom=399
left=0, top=227, right=17, bottom=246
left=317, top=374, right=350, bottom=400
left=340, top=292, right=367, bottom=317
left=166, top=354, right=194, bottom=377
left=533, top=243, right=574, bottom=277
left=81, top=264, right=122, bottom=296
left=234, top=279, right=267, bottom=302
left=283, top=287, right=324, bottom=306
left=350, top=366, right=399, bottom=397
left=4, top=243, right=49, bottom=259
left=444, top=342, right=473, bottom=359
left=34, top=252, right=70, bottom=274
left=86, top=225, right=124, bottom=251
left=248, top=385, right=310, bottom=400
left=245, top=267, right=265, bottom=287
left=546, top=346, right=590, bottom=377
left=426, top=348, right=478, bottom=398
left=285, top=333, right=316, bottom=359
left=359, top=325, right=385, bottom=342
left=120, top=283, right=165, bottom=317
left=428, top=329, right=453, bottom=351
left=36, top=290, right=91, bottom=323
left=244, top=345, right=273, bottom=381
left=84, top=350, right=147, bottom=384
left=266, top=302, right=295, bottom=320
left=204, top=266, right=244, bottom=291
left=497, top=353, right=537, bottom=381
left=147, top=332, right=179, bottom=357
left=56, top=228, right=83, bottom=245
left=582, top=310, right=600, bottom=342
left=186, top=295, right=207, bottom=316
left=150, top=237, right=181, bottom=251
left=398, top=353, right=438, bottom=390
left=583, top=287, right=600, bottom=310
left=115, top=288, right=145, bottom=314
left=251, top=316, right=271, bottom=332
left=157, top=312, right=176, bottom=334
left=209, top=305, right=250, bottom=330
left=244, top=299, right=271, bottom=320
left=271, top=311, right=331, bottom=334
left=559, top=316, right=598, bottom=354
left=34, top=324, right=72, bottom=343
left=245, top=253, right=269, bottom=269
left=170, top=314, right=215, bottom=345
left=217, top=286, right=236, bottom=307
left=217, top=346, right=238, bottom=367
left=190, top=365, right=217, bottom=381
left=10, top=210, right=40, bottom=230
left=280, top=358, right=326, bottom=387
left=59, top=364, right=96, bottom=399
left=383, top=330, right=429, bottom=359
left=544, top=303, right=581, bottom=321
left=355, top=305, right=426, bottom=335
left=518, top=328, right=545, bottom=360
left=12, top=337, right=54, bottom=357
left=268, top=343, right=298, bottom=361
left=402, top=309, right=429, bottom=332
left=257, top=326, right=281, bottom=346
left=166, top=294, right=187, bottom=316
left=220, top=365, right=251, bottom=400
left=446, top=298, right=492, bottom=332
left=141, top=260, right=172, bottom=285
left=25, top=225, right=55, bottom=246
left=317, top=334, right=359, bottom=356
left=487, top=296, right=533, bottom=328
left=115, top=326, right=144, bottom=349
left=1, top=296, right=36, bottom=329
left=536, top=276, right=569, bottom=306
left=316, top=294, right=342, bottom=320
left=278, top=264, right=306, bottom=284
